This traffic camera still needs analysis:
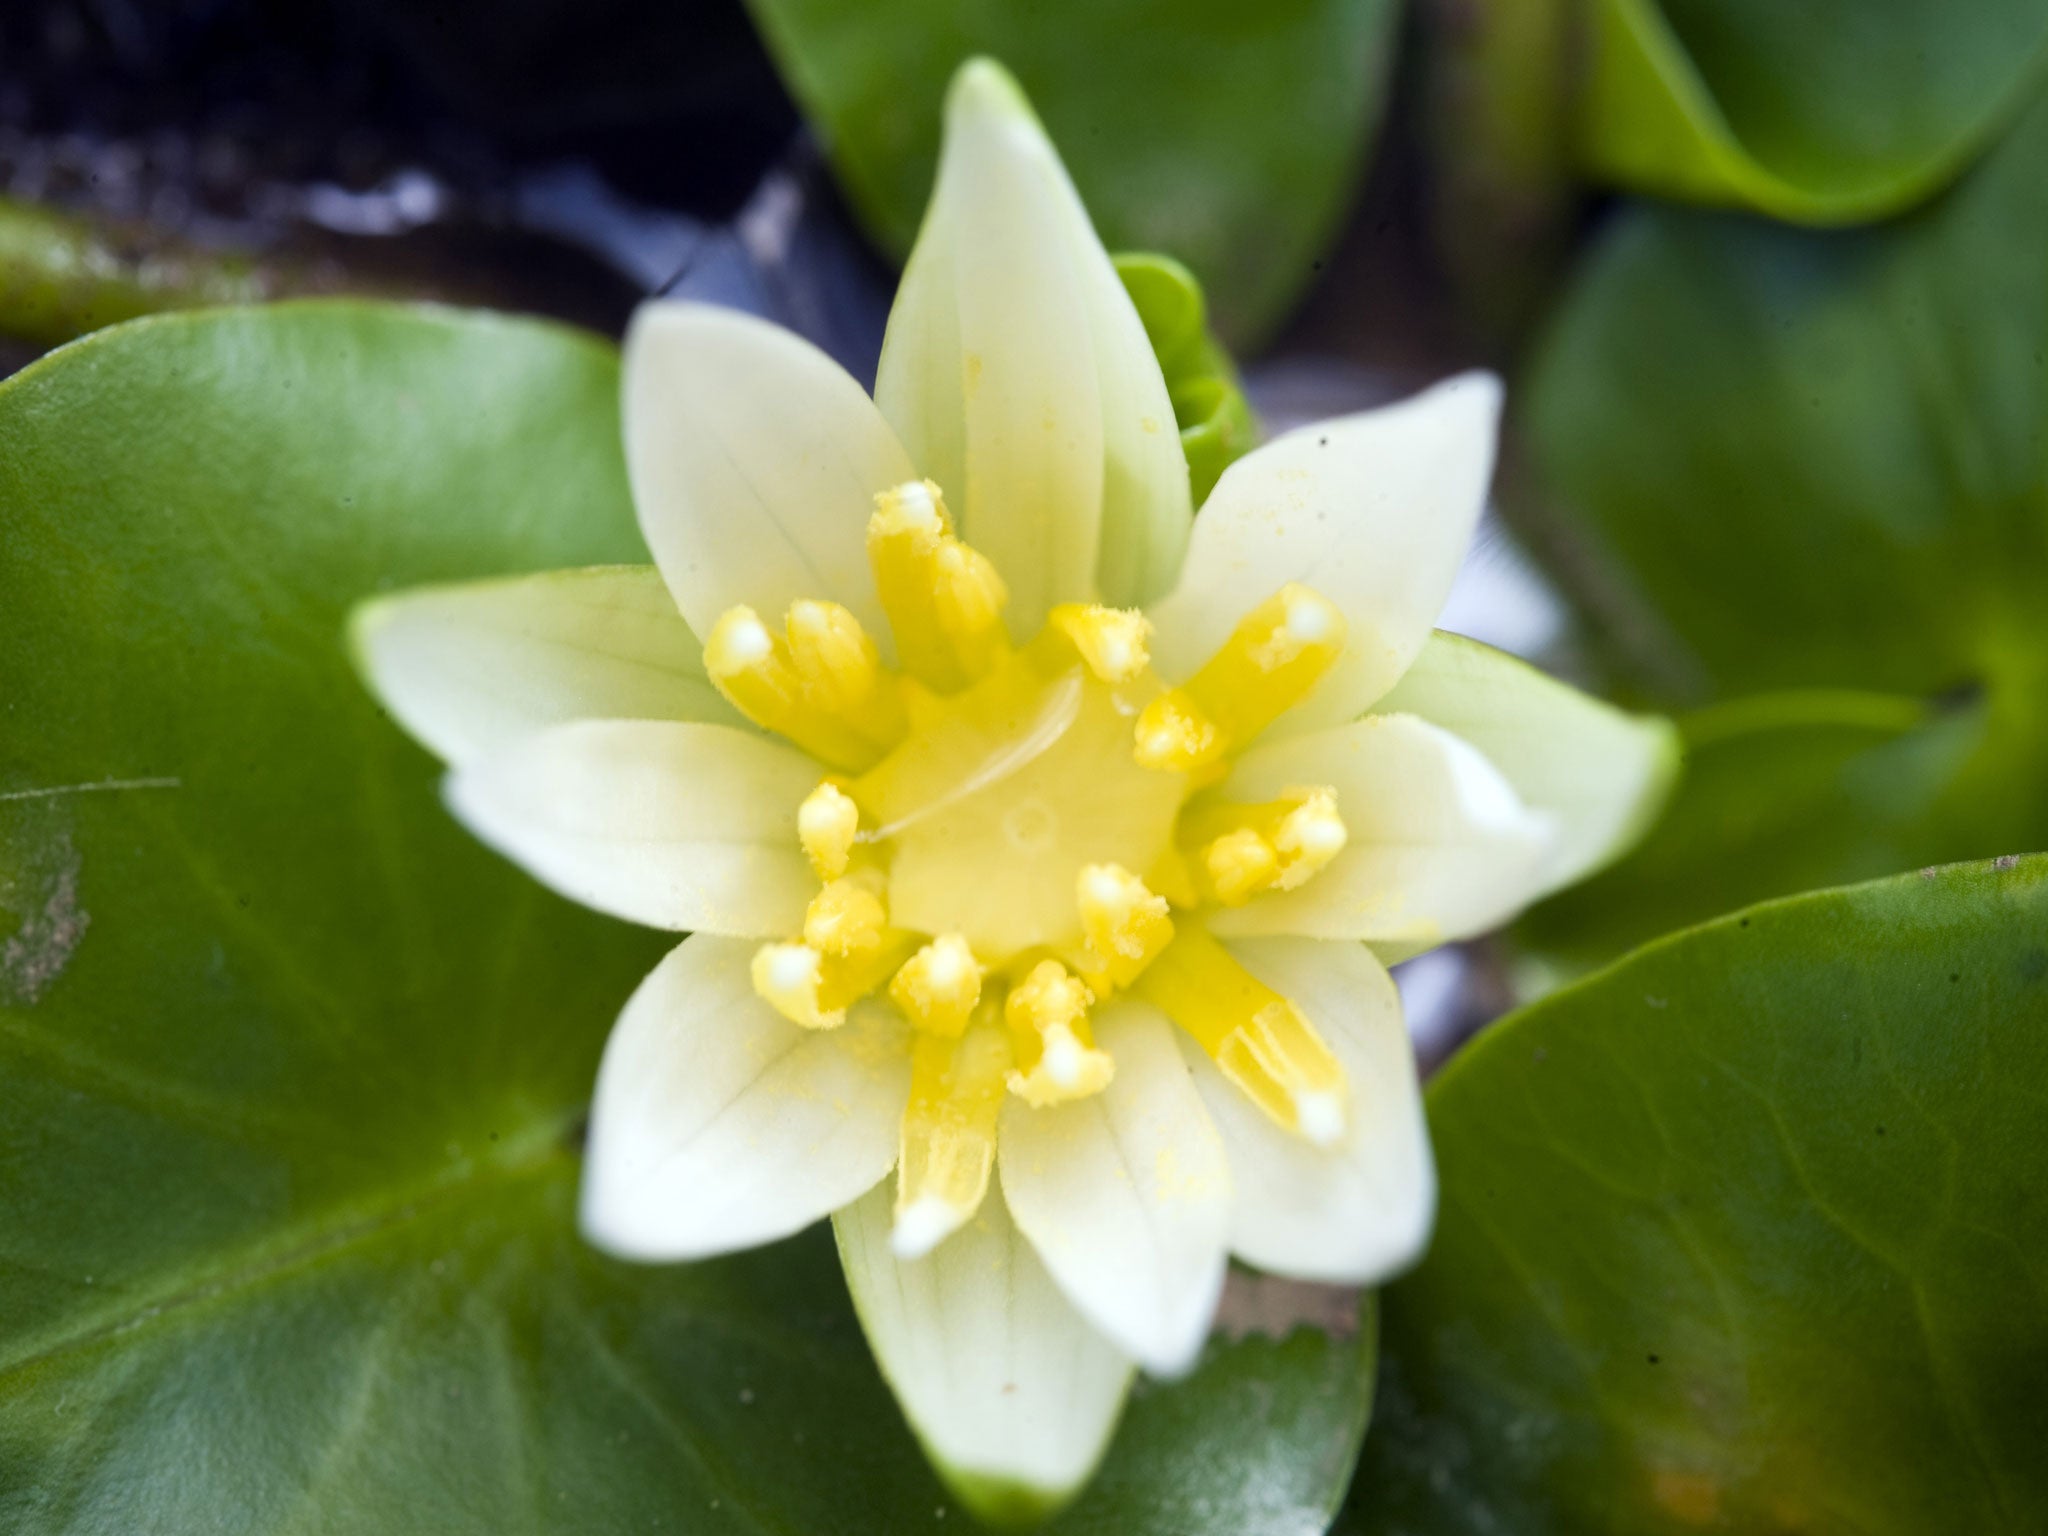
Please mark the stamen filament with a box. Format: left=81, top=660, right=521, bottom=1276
left=868, top=480, right=1009, bottom=693
left=890, top=933, right=984, bottom=1037
left=785, top=599, right=908, bottom=748
left=797, top=780, right=860, bottom=880
left=894, top=1023, right=1011, bottom=1258
left=752, top=930, right=917, bottom=1030
left=1004, top=960, right=1114, bottom=1106
left=1048, top=603, right=1152, bottom=683
left=1133, top=924, right=1348, bottom=1145
left=1133, top=584, right=1346, bottom=772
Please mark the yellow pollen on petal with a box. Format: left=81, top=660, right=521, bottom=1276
left=893, top=1022, right=1011, bottom=1258
left=1133, top=924, right=1348, bottom=1145
left=796, top=780, right=860, bottom=880
left=1003, top=960, right=1114, bottom=1106
left=803, top=875, right=889, bottom=957
left=704, top=605, right=899, bottom=771
left=1048, top=603, right=1152, bottom=683
left=1074, top=863, right=1174, bottom=991
left=1182, top=786, right=1348, bottom=903
left=868, top=479, right=1009, bottom=693
left=889, top=933, right=983, bottom=1037
left=1133, top=583, right=1346, bottom=770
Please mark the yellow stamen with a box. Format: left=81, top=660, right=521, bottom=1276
left=796, top=780, right=860, bottom=880
left=1133, top=584, right=1346, bottom=771
left=1181, top=786, right=1348, bottom=903
left=1133, top=924, right=1347, bottom=1145
left=751, top=931, right=915, bottom=1030
left=804, top=875, right=889, bottom=957
left=786, top=599, right=908, bottom=745
left=1048, top=603, right=1152, bottom=684
left=868, top=480, right=1009, bottom=692
left=705, top=605, right=894, bottom=771
left=1074, top=863, right=1174, bottom=992
left=889, top=933, right=983, bottom=1037
left=1003, top=960, right=1115, bottom=1106
left=893, top=1023, right=1011, bottom=1258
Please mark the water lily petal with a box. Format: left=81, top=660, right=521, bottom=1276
left=1178, top=937, right=1434, bottom=1283
left=624, top=300, right=915, bottom=644
left=835, top=1175, right=1133, bottom=1527
left=445, top=720, right=819, bottom=935
left=1147, top=372, right=1502, bottom=731
left=998, top=1000, right=1231, bottom=1376
left=1375, top=631, right=1680, bottom=894
left=875, top=58, right=1191, bottom=631
left=349, top=566, right=745, bottom=767
left=1208, top=712, right=1552, bottom=947
left=582, top=936, right=909, bottom=1261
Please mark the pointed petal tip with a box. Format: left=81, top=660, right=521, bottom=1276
left=945, top=55, right=1037, bottom=130
left=939, top=1464, right=1089, bottom=1531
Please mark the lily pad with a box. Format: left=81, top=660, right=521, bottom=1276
left=740, top=0, right=1400, bottom=345
left=1578, top=0, right=2048, bottom=222
left=1520, top=89, right=2048, bottom=960
left=1345, top=855, right=2048, bottom=1535
left=0, top=302, right=1371, bottom=1532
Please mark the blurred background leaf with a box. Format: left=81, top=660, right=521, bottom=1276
left=1514, top=88, right=2048, bottom=969
left=1345, top=855, right=2048, bottom=1536
left=742, top=0, right=1402, bottom=347
left=0, top=302, right=1372, bottom=1534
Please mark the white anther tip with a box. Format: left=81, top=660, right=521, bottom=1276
left=767, top=945, right=820, bottom=990
left=890, top=1198, right=961, bottom=1260
left=726, top=618, right=773, bottom=662
left=1044, top=1034, right=1084, bottom=1088
left=1294, top=1090, right=1346, bottom=1148
left=1284, top=596, right=1335, bottom=644
left=886, top=480, right=940, bottom=529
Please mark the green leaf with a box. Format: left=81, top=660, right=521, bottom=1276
left=740, top=0, right=1401, bottom=345
left=1114, top=253, right=1258, bottom=506
left=1578, top=0, right=2048, bottom=222
left=1520, top=88, right=2048, bottom=960
left=0, top=302, right=1371, bottom=1532
left=1345, top=856, right=2048, bottom=1536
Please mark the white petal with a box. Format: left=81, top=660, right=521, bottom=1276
left=874, top=59, right=1191, bottom=630
left=1375, top=631, right=1679, bottom=894
left=1147, top=373, right=1502, bottom=731
left=1179, top=937, right=1434, bottom=1283
left=445, top=720, right=818, bottom=935
left=624, top=301, right=916, bottom=644
left=998, top=1001, right=1231, bottom=1376
left=835, top=1175, right=1133, bottom=1527
left=1208, top=713, right=1552, bottom=946
left=581, top=937, right=909, bottom=1260
left=349, top=566, right=745, bottom=767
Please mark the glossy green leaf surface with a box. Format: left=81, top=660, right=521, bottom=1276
left=741, top=0, right=1399, bottom=345
left=1347, top=856, right=2048, bottom=1535
left=1522, top=90, right=2048, bottom=959
left=1579, top=0, right=2048, bottom=222
left=0, top=303, right=1372, bottom=1533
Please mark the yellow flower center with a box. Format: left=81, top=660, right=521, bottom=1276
left=706, top=479, right=1356, bottom=1256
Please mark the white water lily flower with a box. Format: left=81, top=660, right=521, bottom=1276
left=351, top=59, right=1676, bottom=1525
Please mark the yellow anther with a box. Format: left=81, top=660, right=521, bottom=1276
left=1138, top=584, right=1347, bottom=769
left=890, top=933, right=984, bottom=1037
left=894, top=1023, right=1012, bottom=1258
left=868, top=479, right=1009, bottom=693
left=1272, top=788, right=1348, bottom=890
left=1004, top=960, right=1115, bottom=1106
left=1181, top=786, right=1348, bottom=903
left=1049, top=603, right=1152, bottom=684
left=785, top=599, right=907, bottom=743
left=750, top=941, right=835, bottom=1029
left=1133, top=924, right=1348, bottom=1145
left=804, top=876, right=889, bottom=957
left=1133, top=691, right=1223, bottom=773
left=1202, top=828, right=1281, bottom=905
left=797, top=780, right=860, bottom=880
left=752, top=930, right=916, bottom=1031
left=705, top=605, right=898, bottom=771
left=1075, top=863, right=1174, bottom=990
